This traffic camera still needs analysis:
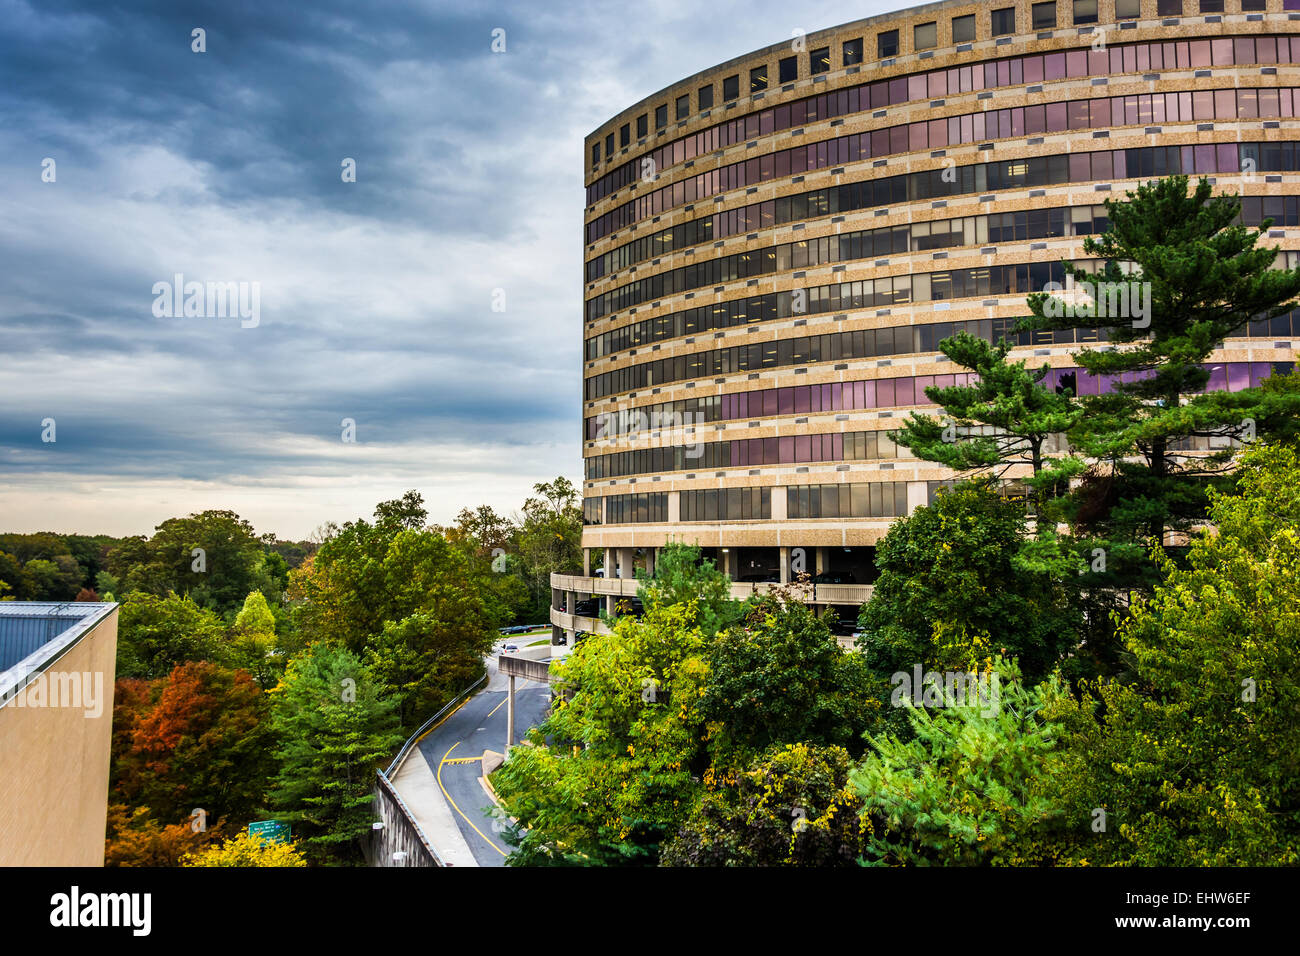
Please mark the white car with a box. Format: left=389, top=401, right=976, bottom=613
left=503, top=643, right=519, bottom=654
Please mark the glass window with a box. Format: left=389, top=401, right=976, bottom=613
left=878, top=30, right=899, bottom=58
left=991, top=7, right=1016, bottom=36
left=952, top=14, right=976, bottom=43
left=1198, top=0, right=1223, bottom=10
left=636, top=114, right=647, bottom=138
left=779, top=55, right=798, bottom=82
left=843, top=38, right=864, bottom=66
left=914, top=22, right=937, bottom=50
left=750, top=65, right=767, bottom=92
left=698, top=84, right=713, bottom=109
left=1115, top=0, right=1140, bottom=16
left=1073, top=0, right=1098, bottom=23
left=1032, top=1, right=1057, bottom=29
left=723, top=74, right=739, bottom=101
left=1157, top=0, right=1182, bottom=14
left=655, top=104, right=667, bottom=129
left=604, top=132, right=614, bottom=156
left=619, top=123, right=630, bottom=147
left=810, top=46, right=831, bottom=74
left=1240, top=0, right=1265, bottom=8
left=591, top=143, right=600, bottom=166
left=676, top=94, right=689, bottom=120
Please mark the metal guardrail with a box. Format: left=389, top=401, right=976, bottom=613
left=383, top=670, right=487, bottom=779
left=372, top=767, right=443, bottom=867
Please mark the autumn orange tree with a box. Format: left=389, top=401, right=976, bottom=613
left=110, top=662, right=276, bottom=830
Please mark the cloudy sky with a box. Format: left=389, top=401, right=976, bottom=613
left=0, top=0, right=895, bottom=540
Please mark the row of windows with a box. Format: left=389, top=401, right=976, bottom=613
left=590, top=151, right=1241, bottom=266
left=585, top=338, right=1295, bottom=437
left=585, top=205, right=1111, bottom=322
left=1241, top=195, right=1300, bottom=227
left=585, top=261, right=1117, bottom=400
left=788, top=482, right=911, bottom=519
left=585, top=429, right=914, bottom=479
left=587, top=402, right=1279, bottom=500
left=586, top=86, right=1296, bottom=243
left=586, top=362, right=1293, bottom=489
left=587, top=206, right=1109, bottom=354
left=594, top=493, right=669, bottom=525
left=590, top=142, right=1279, bottom=279
left=588, top=30, right=1290, bottom=186
left=681, top=487, right=772, bottom=522
left=588, top=188, right=1110, bottom=282
left=588, top=374, right=974, bottom=440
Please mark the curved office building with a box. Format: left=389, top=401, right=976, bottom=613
left=552, top=0, right=1300, bottom=645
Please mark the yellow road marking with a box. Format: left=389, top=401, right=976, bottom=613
left=437, top=741, right=508, bottom=857
left=486, top=695, right=507, bottom=719
left=444, top=756, right=481, bottom=764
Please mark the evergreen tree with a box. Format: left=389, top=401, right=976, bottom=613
left=635, top=541, right=743, bottom=638
left=268, top=644, right=403, bottom=865
left=892, top=331, right=1084, bottom=505
left=1025, top=174, right=1300, bottom=542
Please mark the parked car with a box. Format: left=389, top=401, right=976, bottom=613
left=573, top=598, right=601, bottom=616
left=812, top=570, right=857, bottom=584
left=498, top=624, right=533, bottom=634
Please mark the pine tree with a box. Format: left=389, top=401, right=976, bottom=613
left=891, top=330, right=1085, bottom=506
left=1025, top=174, right=1300, bottom=542
left=268, top=644, right=403, bottom=865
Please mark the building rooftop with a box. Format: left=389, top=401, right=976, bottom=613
left=0, top=602, right=118, bottom=705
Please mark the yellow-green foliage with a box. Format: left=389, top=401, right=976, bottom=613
left=181, top=831, right=308, bottom=867
left=1041, top=442, right=1300, bottom=865
left=493, top=602, right=709, bottom=865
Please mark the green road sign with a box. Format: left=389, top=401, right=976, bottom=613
left=248, top=820, right=290, bottom=845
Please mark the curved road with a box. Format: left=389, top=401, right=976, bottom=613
left=413, top=639, right=551, bottom=866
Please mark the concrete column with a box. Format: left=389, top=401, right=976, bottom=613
left=646, top=547, right=656, bottom=577
left=779, top=546, right=791, bottom=584
left=816, top=547, right=828, bottom=576
left=565, top=590, right=574, bottom=614
left=606, top=593, right=616, bottom=614
left=506, top=674, right=516, bottom=753
left=602, top=547, right=610, bottom=577
left=583, top=548, right=591, bottom=576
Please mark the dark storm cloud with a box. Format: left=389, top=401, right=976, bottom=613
left=0, top=0, right=884, bottom=535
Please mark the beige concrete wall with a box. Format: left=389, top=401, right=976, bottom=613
left=0, top=609, right=118, bottom=867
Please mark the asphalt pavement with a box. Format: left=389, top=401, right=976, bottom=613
left=411, top=637, right=552, bottom=866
